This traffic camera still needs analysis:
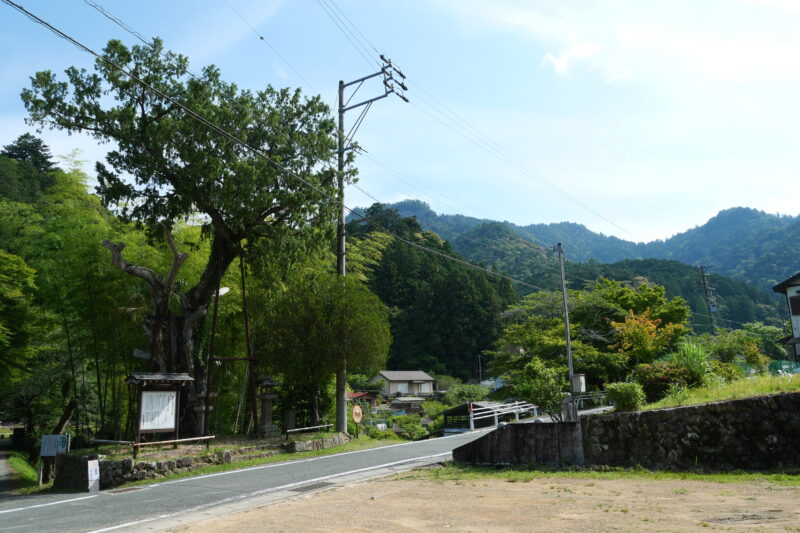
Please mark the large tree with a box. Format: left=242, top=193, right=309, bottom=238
left=264, top=273, right=391, bottom=425
left=22, top=39, right=342, bottom=431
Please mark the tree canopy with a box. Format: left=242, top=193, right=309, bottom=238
left=21, top=39, right=342, bottom=389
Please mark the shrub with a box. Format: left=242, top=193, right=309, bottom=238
left=708, top=360, right=745, bottom=382
left=605, top=382, right=646, bottom=411
left=441, top=383, right=489, bottom=406
left=363, top=426, right=397, bottom=440
left=391, top=414, right=428, bottom=440
left=631, top=362, right=691, bottom=403
left=667, top=339, right=711, bottom=386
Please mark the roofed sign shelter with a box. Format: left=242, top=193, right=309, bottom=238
left=126, top=373, right=194, bottom=458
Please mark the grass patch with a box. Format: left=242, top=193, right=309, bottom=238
left=118, top=435, right=404, bottom=488
left=7, top=451, right=39, bottom=487
left=404, top=462, right=800, bottom=486
left=642, top=374, right=800, bottom=411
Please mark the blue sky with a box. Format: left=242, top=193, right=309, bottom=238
left=1, top=0, right=799, bottom=243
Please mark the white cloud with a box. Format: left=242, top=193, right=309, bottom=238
left=434, top=0, right=800, bottom=87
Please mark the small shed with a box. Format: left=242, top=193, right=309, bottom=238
left=369, top=370, right=436, bottom=396
left=347, top=392, right=377, bottom=408
left=773, top=271, right=800, bottom=360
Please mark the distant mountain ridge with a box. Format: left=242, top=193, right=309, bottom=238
left=382, top=200, right=799, bottom=292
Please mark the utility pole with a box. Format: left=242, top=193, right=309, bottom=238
left=699, top=265, right=718, bottom=334
left=556, top=243, right=577, bottom=421
left=335, top=56, right=408, bottom=434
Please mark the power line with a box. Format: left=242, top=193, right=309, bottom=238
left=310, top=1, right=639, bottom=239
left=314, top=0, right=378, bottom=69
left=4, top=0, right=543, bottom=294
left=220, top=0, right=317, bottom=91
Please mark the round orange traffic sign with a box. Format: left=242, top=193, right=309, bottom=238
left=352, top=405, right=363, bottom=424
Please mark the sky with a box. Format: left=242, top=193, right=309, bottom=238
left=1, top=0, right=799, bottom=243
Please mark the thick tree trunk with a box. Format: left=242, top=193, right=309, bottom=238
left=103, top=228, right=239, bottom=436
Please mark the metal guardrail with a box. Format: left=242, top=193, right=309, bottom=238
left=576, top=391, right=607, bottom=409
left=133, top=435, right=215, bottom=458
left=468, top=401, right=538, bottom=430
left=285, top=423, right=333, bottom=435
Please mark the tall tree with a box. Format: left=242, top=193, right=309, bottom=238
left=264, top=273, right=391, bottom=425
left=22, top=39, right=341, bottom=431
left=1, top=133, right=57, bottom=173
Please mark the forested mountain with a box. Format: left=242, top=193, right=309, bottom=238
left=346, top=204, right=516, bottom=380
left=376, top=200, right=799, bottom=292
left=350, top=201, right=785, bottom=331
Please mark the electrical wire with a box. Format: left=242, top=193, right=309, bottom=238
left=4, top=0, right=544, bottom=294
left=310, top=0, right=639, bottom=240
left=220, top=0, right=317, bottom=91
left=314, top=0, right=378, bottom=69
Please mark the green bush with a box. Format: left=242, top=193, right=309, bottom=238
left=391, top=414, right=428, bottom=440
left=441, top=383, right=490, bottom=405
left=708, top=360, right=745, bottom=382
left=605, top=382, right=646, bottom=412
left=667, top=339, right=711, bottom=386
left=631, top=362, right=691, bottom=403
left=363, top=426, right=397, bottom=440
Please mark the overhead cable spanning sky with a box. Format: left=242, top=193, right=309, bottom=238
left=1, top=0, right=798, bottom=243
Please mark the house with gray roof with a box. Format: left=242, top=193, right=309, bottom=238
left=368, top=370, right=436, bottom=396
left=773, top=271, right=800, bottom=360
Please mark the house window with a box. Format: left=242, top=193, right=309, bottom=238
left=790, top=295, right=800, bottom=316
left=397, top=382, right=408, bottom=394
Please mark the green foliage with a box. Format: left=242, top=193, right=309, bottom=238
left=487, top=278, right=690, bottom=395
left=433, top=374, right=461, bottom=392
left=742, top=322, right=787, bottom=360
left=605, top=382, right=646, bottom=412
left=512, top=358, right=565, bottom=421
left=387, top=200, right=799, bottom=304
left=631, top=362, right=692, bottom=403
left=390, top=414, right=428, bottom=440
left=349, top=203, right=511, bottom=379
left=1, top=133, right=57, bottom=173
left=7, top=451, right=39, bottom=485
left=0, top=249, right=37, bottom=374
left=264, top=272, right=391, bottom=424
left=665, top=339, right=712, bottom=386
left=645, top=374, right=800, bottom=410
left=707, top=360, right=745, bottom=382
left=610, top=310, right=688, bottom=366
left=363, top=426, right=397, bottom=440
left=440, top=383, right=490, bottom=406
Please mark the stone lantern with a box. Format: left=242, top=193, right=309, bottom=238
left=257, top=376, right=281, bottom=438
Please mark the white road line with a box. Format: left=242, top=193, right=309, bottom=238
left=0, top=495, right=98, bottom=515
left=87, top=452, right=450, bottom=533
left=0, top=429, right=487, bottom=518
left=154, top=428, right=491, bottom=487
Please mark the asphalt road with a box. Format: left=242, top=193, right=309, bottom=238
left=0, top=439, right=20, bottom=495
left=0, top=430, right=490, bottom=533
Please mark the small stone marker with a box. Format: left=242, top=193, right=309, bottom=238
left=87, top=459, right=100, bottom=493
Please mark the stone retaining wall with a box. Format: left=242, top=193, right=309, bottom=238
left=283, top=433, right=350, bottom=453
left=453, top=392, right=800, bottom=470
left=55, top=433, right=352, bottom=490
left=582, top=392, right=800, bottom=470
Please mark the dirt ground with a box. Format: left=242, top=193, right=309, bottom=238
left=167, top=472, right=800, bottom=533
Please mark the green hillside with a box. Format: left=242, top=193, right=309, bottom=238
left=379, top=201, right=799, bottom=293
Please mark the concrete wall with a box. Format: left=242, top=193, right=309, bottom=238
left=453, top=392, right=800, bottom=470
left=452, top=422, right=583, bottom=466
